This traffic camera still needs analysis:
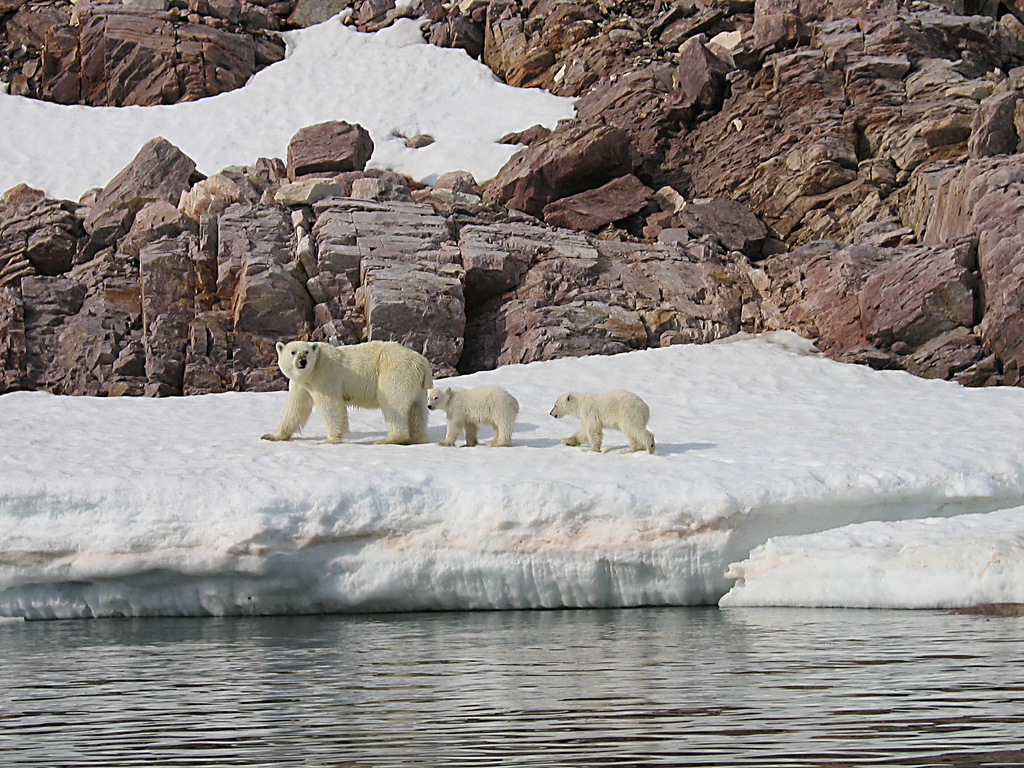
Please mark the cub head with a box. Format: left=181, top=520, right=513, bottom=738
left=426, top=387, right=451, bottom=411
left=550, top=392, right=576, bottom=418
left=276, top=340, right=320, bottom=380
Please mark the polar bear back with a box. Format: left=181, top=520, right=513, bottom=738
left=439, top=386, right=519, bottom=422
left=319, top=340, right=432, bottom=409
left=576, top=390, right=650, bottom=429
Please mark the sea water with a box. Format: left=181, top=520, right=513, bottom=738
left=1, top=607, right=1022, bottom=767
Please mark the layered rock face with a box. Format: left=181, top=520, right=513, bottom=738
left=4, top=0, right=1024, bottom=395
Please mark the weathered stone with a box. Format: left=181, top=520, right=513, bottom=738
left=215, top=202, right=296, bottom=301
left=458, top=221, right=567, bottom=307
left=428, top=15, right=485, bottom=59
left=675, top=200, right=768, bottom=259
left=751, top=0, right=808, bottom=50
left=912, top=155, right=1024, bottom=383
left=179, top=173, right=244, bottom=219
left=232, top=259, right=313, bottom=338
left=672, top=37, right=732, bottom=114
left=287, top=0, right=352, bottom=27
left=286, top=121, right=374, bottom=180
left=361, top=257, right=465, bottom=377
left=140, top=234, right=196, bottom=395
left=0, top=287, right=27, bottom=392
left=84, top=137, right=198, bottom=251
left=542, top=174, right=652, bottom=231
left=485, top=122, right=634, bottom=216
left=968, top=90, right=1024, bottom=158
left=121, top=201, right=199, bottom=258
left=1, top=197, right=84, bottom=280
left=461, top=235, right=757, bottom=371
left=759, top=238, right=981, bottom=377
left=273, top=178, right=343, bottom=206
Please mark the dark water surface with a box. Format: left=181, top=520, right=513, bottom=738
left=1, top=607, right=1022, bottom=767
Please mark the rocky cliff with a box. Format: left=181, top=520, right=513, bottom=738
left=3, top=0, right=1024, bottom=395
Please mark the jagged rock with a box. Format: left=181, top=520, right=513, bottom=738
left=1, top=196, right=84, bottom=281
left=179, top=173, right=245, bottom=219
left=485, top=121, right=634, bottom=216
left=542, top=174, right=652, bottom=231
left=672, top=37, right=732, bottom=115
left=968, top=90, right=1024, bottom=157
left=674, top=199, right=768, bottom=259
left=120, top=201, right=199, bottom=258
left=34, top=3, right=285, bottom=107
left=287, top=121, right=374, bottom=180
left=911, top=154, right=1024, bottom=384
left=460, top=234, right=758, bottom=371
left=215, top=201, right=296, bottom=301
left=84, top=137, right=199, bottom=252
left=498, top=124, right=552, bottom=145
left=140, top=234, right=196, bottom=395
left=233, top=258, right=313, bottom=338
left=287, top=0, right=352, bottom=27
left=751, top=0, right=808, bottom=51
left=458, top=221, right=567, bottom=307
left=361, top=257, right=465, bottom=377
left=758, top=238, right=982, bottom=378
left=0, top=287, right=26, bottom=392
left=273, top=178, right=343, bottom=206
left=428, top=14, right=485, bottom=59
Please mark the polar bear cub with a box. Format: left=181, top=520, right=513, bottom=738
left=263, top=340, right=433, bottom=445
left=550, top=390, right=655, bottom=454
left=427, top=385, right=520, bottom=447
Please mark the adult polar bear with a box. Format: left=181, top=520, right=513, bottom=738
left=262, top=340, right=433, bottom=445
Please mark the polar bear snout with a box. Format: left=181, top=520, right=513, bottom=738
left=550, top=407, right=560, bottom=417
left=296, top=356, right=307, bottom=369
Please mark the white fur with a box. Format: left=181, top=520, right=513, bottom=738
left=549, top=390, right=655, bottom=454
left=427, top=385, right=520, bottom=447
left=262, top=340, right=433, bottom=445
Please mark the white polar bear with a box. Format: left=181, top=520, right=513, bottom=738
left=550, top=390, right=655, bottom=454
left=262, top=340, right=432, bottom=445
left=426, top=385, right=520, bottom=447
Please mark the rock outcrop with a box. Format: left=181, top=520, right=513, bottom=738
left=5, top=0, right=1024, bottom=395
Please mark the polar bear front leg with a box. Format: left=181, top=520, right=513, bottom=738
left=314, top=392, right=349, bottom=444
left=439, top=418, right=462, bottom=447
left=463, top=422, right=479, bottom=447
left=262, top=382, right=313, bottom=441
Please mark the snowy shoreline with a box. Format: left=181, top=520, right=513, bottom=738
left=3, top=335, right=1024, bottom=618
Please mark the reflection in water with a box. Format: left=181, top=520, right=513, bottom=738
left=1, top=608, right=1022, bottom=766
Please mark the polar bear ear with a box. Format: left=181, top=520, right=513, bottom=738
left=276, top=342, right=285, bottom=354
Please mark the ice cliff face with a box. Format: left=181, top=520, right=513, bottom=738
left=3, top=338, right=1024, bottom=619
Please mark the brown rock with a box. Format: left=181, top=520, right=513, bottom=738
left=1, top=197, right=84, bottom=280
left=121, top=201, right=199, bottom=258
left=287, top=121, right=374, bottom=180
left=912, top=155, right=1024, bottom=383
left=542, top=174, right=653, bottom=231
left=675, top=199, right=768, bottom=259
left=361, top=258, right=465, bottom=377
left=140, top=234, right=196, bottom=395
left=968, top=90, right=1024, bottom=158
left=672, top=37, right=733, bottom=115
left=83, top=137, right=199, bottom=252
left=485, top=122, right=633, bottom=216
left=0, top=287, right=27, bottom=392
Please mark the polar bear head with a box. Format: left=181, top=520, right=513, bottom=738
left=549, top=392, right=577, bottom=418
left=276, top=340, right=320, bottom=381
left=426, top=387, right=451, bottom=411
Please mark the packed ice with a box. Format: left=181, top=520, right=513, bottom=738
left=3, top=334, right=1024, bottom=619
